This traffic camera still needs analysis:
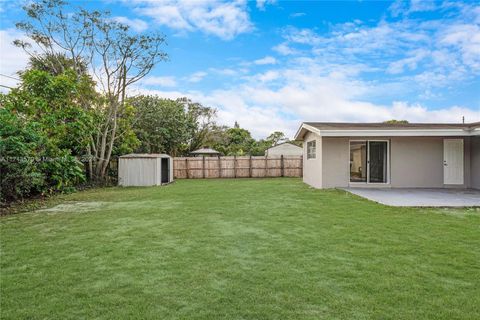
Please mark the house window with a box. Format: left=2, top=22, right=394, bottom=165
left=307, top=140, right=316, bottom=159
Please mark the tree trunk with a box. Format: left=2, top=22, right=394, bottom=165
left=86, top=144, right=93, bottom=180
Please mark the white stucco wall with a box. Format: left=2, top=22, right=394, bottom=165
left=302, top=132, right=322, bottom=188
left=322, top=137, right=349, bottom=188
left=390, top=137, right=471, bottom=188
left=389, top=137, right=443, bottom=188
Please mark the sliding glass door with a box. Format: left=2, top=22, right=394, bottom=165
left=350, top=140, right=388, bottom=184
left=350, top=141, right=367, bottom=182
left=368, top=141, right=388, bottom=183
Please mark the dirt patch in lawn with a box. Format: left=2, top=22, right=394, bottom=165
left=435, top=207, right=480, bottom=218
left=30, top=200, right=180, bottom=215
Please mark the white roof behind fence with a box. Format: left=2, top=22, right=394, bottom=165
left=119, top=153, right=171, bottom=158
left=190, top=148, right=220, bottom=154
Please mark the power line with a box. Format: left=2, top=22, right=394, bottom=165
left=0, top=74, right=20, bottom=90
left=0, top=73, right=20, bottom=81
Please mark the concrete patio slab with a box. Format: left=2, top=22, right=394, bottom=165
left=343, top=188, right=480, bottom=207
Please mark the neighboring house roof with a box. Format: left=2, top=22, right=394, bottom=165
left=295, top=122, right=480, bottom=140
left=190, top=148, right=220, bottom=155
left=120, top=153, right=171, bottom=158
left=266, top=141, right=302, bottom=150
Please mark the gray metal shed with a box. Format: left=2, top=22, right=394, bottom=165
left=118, top=154, right=173, bottom=186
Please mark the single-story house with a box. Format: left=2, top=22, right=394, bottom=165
left=295, top=122, right=480, bottom=189
left=265, top=142, right=303, bottom=156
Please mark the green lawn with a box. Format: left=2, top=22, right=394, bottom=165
left=1, top=178, right=479, bottom=319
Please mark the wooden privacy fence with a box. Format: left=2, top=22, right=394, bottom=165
left=173, top=156, right=303, bottom=179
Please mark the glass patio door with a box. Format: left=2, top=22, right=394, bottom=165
left=350, top=140, right=388, bottom=184
left=368, top=141, right=388, bottom=183
left=349, top=141, right=368, bottom=182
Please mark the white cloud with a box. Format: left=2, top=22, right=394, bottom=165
left=283, top=27, right=321, bottom=45
left=187, top=71, right=208, bottom=83
left=113, top=16, right=148, bottom=32
left=387, top=49, right=430, bottom=74
left=439, top=23, right=480, bottom=71
left=253, top=70, right=280, bottom=82
left=290, top=12, right=306, bottom=18
left=131, top=0, right=253, bottom=40
left=389, top=0, right=437, bottom=17
left=253, top=56, right=277, bottom=65
left=210, top=68, right=240, bottom=76
left=256, top=0, right=276, bottom=11
left=140, top=76, right=177, bottom=87
left=128, top=86, right=185, bottom=99
left=409, top=0, right=437, bottom=13
left=0, top=29, right=29, bottom=91
left=272, top=42, right=298, bottom=55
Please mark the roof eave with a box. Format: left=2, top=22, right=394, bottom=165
left=294, top=123, right=478, bottom=139
left=318, top=128, right=474, bottom=137
left=294, top=123, right=322, bottom=140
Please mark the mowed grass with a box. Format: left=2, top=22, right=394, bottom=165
left=1, top=178, right=479, bottom=319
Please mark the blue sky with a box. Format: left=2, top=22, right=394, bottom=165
left=1, top=0, right=479, bottom=138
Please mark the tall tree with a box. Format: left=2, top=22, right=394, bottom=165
left=15, top=0, right=168, bottom=180
left=130, top=96, right=217, bottom=156
left=130, top=96, right=190, bottom=156
left=266, top=131, right=288, bottom=146
left=210, top=122, right=256, bottom=156
left=178, top=97, right=217, bottom=152
left=203, top=125, right=230, bottom=155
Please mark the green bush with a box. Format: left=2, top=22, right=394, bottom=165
left=0, top=108, right=85, bottom=203
left=0, top=109, right=45, bottom=202
left=0, top=70, right=90, bottom=204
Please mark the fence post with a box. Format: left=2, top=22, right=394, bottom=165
left=264, top=156, right=268, bottom=177
left=281, top=155, right=284, bottom=177
left=202, top=156, right=206, bottom=179
left=249, top=155, right=252, bottom=178
left=218, top=155, right=221, bottom=178
left=186, top=158, right=189, bottom=179
left=233, top=155, right=237, bottom=178
left=300, top=155, right=303, bottom=177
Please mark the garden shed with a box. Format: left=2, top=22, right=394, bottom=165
left=118, top=154, right=173, bottom=186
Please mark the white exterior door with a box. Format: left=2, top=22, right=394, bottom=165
left=443, top=139, right=464, bottom=185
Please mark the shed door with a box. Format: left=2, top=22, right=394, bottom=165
left=161, top=158, right=169, bottom=183
left=443, top=139, right=464, bottom=185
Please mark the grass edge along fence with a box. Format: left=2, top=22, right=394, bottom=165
left=173, top=155, right=303, bottom=179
